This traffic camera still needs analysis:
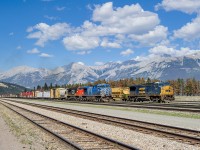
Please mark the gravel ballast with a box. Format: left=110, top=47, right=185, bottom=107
left=3, top=100, right=200, bottom=150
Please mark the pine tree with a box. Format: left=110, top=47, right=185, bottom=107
left=43, top=82, right=48, bottom=91
left=37, top=85, right=41, bottom=90
left=50, top=83, right=53, bottom=89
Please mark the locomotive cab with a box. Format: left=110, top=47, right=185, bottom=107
left=160, top=85, right=175, bottom=101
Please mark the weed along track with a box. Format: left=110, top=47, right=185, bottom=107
left=0, top=100, right=138, bottom=150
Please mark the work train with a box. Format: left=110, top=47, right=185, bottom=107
left=19, top=82, right=175, bottom=102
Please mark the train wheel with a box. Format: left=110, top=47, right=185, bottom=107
left=134, top=98, right=138, bottom=102
left=157, top=98, right=161, bottom=103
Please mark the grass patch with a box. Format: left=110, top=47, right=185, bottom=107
left=1, top=113, right=21, bottom=137
left=0, top=105, right=36, bottom=147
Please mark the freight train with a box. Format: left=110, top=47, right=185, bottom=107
left=19, top=82, right=175, bottom=102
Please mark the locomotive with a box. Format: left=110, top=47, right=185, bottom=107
left=128, top=82, right=174, bottom=102
left=72, top=84, right=112, bottom=101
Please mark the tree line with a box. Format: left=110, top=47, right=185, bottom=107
left=34, top=78, right=200, bottom=96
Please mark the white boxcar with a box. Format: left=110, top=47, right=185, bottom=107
left=60, top=88, right=67, bottom=98
left=36, top=91, right=43, bottom=98
left=43, top=91, right=50, bottom=98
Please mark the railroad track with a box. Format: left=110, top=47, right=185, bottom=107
left=0, top=100, right=138, bottom=150
left=58, top=100, right=200, bottom=113
left=2, top=98, right=200, bottom=147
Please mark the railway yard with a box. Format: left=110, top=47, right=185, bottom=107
left=0, top=97, right=200, bottom=150
left=2, top=0, right=200, bottom=149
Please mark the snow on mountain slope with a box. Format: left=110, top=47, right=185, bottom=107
left=0, top=66, right=50, bottom=79
left=1, top=54, right=200, bottom=88
left=0, top=82, right=8, bottom=88
left=0, top=82, right=27, bottom=95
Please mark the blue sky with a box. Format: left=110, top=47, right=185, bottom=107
left=0, top=0, right=199, bottom=71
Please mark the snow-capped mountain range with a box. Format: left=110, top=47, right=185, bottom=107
left=1, top=53, right=200, bottom=88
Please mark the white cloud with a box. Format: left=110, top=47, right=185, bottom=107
left=129, top=26, right=168, bottom=46
left=100, top=38, right=121, bottom=48
left=149, top=45, right=175, bottom=55
left=27, top=23, right=71, bottom=47
left=120, top=49, right=134, bottom=56
left=155, top=0, right=200, bottom=14
left=77, top=51, right=91, bottom=55
left=56, top=6, right=65, bottom=11
left=149, top=45, right=200, bottom=57
left=27, top=48, right=40, bottom=54
left=84, top=2, right=160, bottom=36
left=39, top=53, right=53, bottom=58
left=69, top=2, right=163, bottom=50
left=63, top=35, right=99, bottom=50
left=95, top=62, right=104, bottom=65
left=134, top=47, right=200, bottom=62
left=27, top=2, right=167, bottom=52
left=156, top=1, right=200, bottom=42
left=173, top=17, right=200, bottom=41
